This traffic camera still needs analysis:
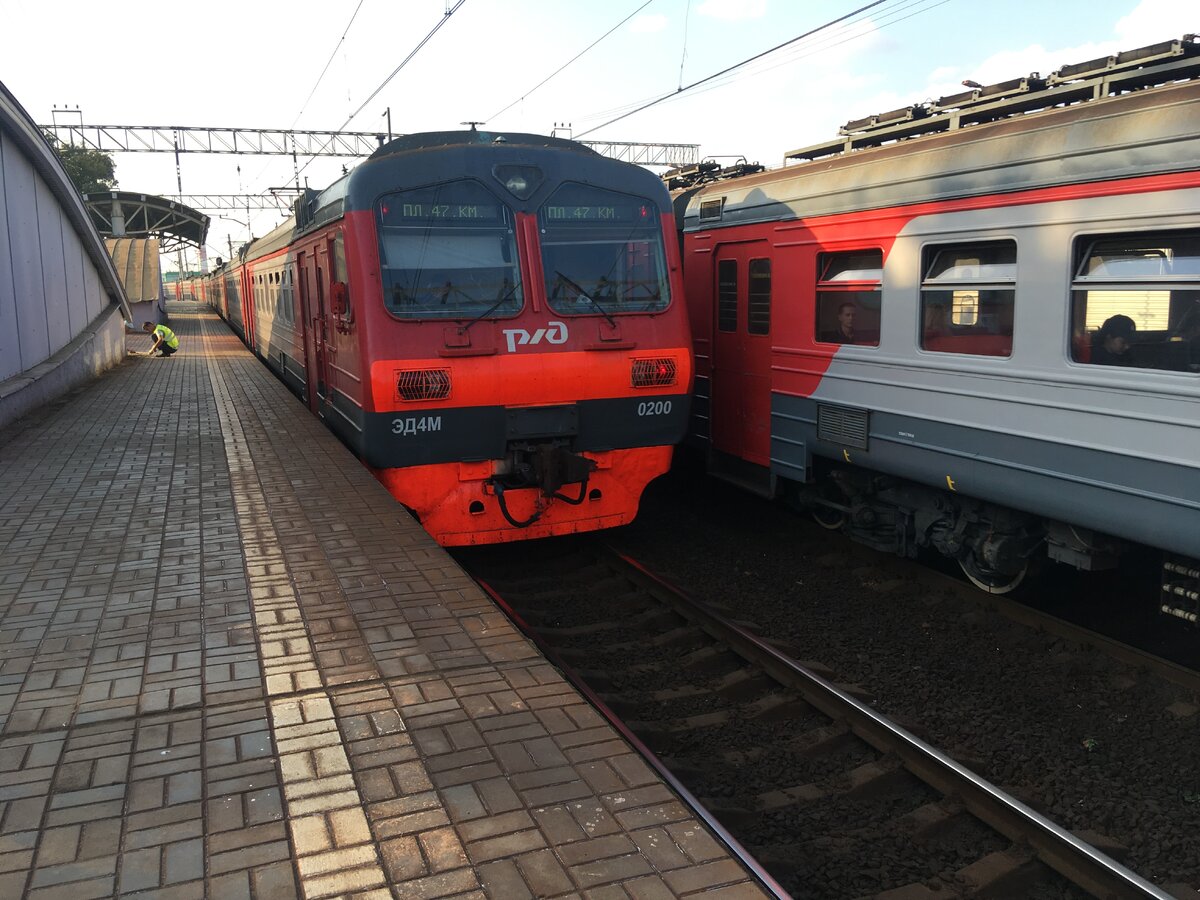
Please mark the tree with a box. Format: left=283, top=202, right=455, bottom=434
left=44, top=134, right=117, bottom=196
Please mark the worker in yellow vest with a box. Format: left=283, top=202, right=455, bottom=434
left=141, top=322, right=180, bottom=357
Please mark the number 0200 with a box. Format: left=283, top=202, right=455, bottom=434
left=637, top=400, right=672, bottom=417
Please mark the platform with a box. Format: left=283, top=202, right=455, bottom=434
left=0, top=304, right=766, bottom=899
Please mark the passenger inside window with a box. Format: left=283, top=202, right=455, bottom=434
left=824, top=301, right=858, bottom=343
left=1091, top=315, right=1136, bottom=366
left=815, top=249, right=882, bottom=347
left=1071, top=232, right=1200, bottom=372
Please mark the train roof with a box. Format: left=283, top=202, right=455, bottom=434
left=681, top=34, right=1200, bottom=231
left=368, top=129, right=599, bottom=160
left=345, top=128, right=671, bottom=216
left=231, top=129, right=672, bottom=266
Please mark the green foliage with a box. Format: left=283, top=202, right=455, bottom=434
left=44, top=133, right=117, bottom=196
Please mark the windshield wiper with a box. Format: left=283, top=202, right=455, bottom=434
left=554, top=271, right=616, bottom=327
left=461, top=278, right=522, bottom=332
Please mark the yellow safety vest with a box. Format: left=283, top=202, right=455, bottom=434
left=155, top=325, right=180, bottom=349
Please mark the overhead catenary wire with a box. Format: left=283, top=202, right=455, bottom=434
left=574, top=0, right=888, bottom=138
left=290, top=0, right=369, bottom=129
left=677, top=0, right=692, bottom=91
left=246, top=0, right=370, bottom=200
left=663, top=0, right=949, bottom=104
left=576, top=0, right=948, bottom=123
left=343, top=0, right=468, bottom=128
left=291, top=0, right=468, bottom=186
left=487, top=0, right=656, bottom=124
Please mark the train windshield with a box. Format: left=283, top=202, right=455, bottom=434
left=538, top=184, right=670, bottom=316
left=377, top=180, right=523, bottom=319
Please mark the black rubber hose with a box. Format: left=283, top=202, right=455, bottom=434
left=494, top=482, right=543, bottom=528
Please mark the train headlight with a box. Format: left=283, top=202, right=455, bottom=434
left=493, top=164, right=543, bottom=200
left=631, top=358, right=677, bottom=388
left=396, top=368, right=451, bottom=401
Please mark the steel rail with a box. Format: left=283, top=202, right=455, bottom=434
left=472, top=576, right=791, bottom=900
left=611, top=549, right=1177, bottom=900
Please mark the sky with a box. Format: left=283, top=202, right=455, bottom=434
left=2, top=0, right=1195, bottom=271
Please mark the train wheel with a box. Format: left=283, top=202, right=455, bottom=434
left=811, top=506, right=846, bottom=530
left=959, top=553, right=1027, bottom=594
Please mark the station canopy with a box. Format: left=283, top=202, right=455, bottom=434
left=82, top=191, right=209, bottom=253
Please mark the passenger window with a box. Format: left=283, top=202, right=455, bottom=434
left=920, top=241, right=1015, bottom=356
left=1071, top=231, right=1200, bottom=372
left=718, top=259, right=737, bottom=332
left=816, top=250, right=882, bottom=346
left=748, top=259, right=770, bottom=335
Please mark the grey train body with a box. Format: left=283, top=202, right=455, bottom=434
left=682, top=59, right=1200, bottom=592
left=787, top=192, right=1200, bottom=565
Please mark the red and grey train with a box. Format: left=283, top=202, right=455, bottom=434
left=673, top=37, right=1200, bottom=610
left=200, top=130, right=692, bottom=545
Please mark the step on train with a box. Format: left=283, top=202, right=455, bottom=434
left=190, top=130, right=692, bottom=545
left=670, top=36, right=1200, bottom=613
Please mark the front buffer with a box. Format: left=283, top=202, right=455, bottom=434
left=373, top=444, right=674, bottom=545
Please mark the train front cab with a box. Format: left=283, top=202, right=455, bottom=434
left=325, top=158, right=694, bottom=546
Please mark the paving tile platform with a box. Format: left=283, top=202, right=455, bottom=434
left=0, top=304, right=767, bottom=899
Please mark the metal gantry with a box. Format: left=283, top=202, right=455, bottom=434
left=170, top=193, right=300, bottom=212
left=40, top=122, right=700, bottom=167
left=42, top=124, right=385, bottom=157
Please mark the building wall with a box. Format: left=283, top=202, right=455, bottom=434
left=0, top=80, right=129, bottom=430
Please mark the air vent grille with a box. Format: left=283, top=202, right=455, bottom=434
left=631, top=358, right=678, bottom=388
left=396, top=368, right=451, bottom=401
left=817, top=404, right=869, bottom=450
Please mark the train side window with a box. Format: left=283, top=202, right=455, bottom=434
left=748, top=259, right=771, bottom=335
left=717, top=259, right=737, bottom=332
left=816, top=250, right=881, bottom=346
left=920, top=241, right=1015, bottom=357
left=333, top=233, right=351, bottom=323
left=1070, top=231, right=1200, bottom=373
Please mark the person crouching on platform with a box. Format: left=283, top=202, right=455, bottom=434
left=142, top=322, right=179, bottom=357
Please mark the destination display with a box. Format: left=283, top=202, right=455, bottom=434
left=378, top=182, right=507, bottom=227
left=380, top=201, right=504, bottom=223
left=542, top=203, right=651, bottom=223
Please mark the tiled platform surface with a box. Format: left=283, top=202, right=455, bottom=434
left=0, top=304, right=767, bottom=900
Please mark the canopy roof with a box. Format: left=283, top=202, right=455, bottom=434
left=82, top=191, right=209, bottom=253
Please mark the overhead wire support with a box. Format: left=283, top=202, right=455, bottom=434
left=37, top=124, right=385, bottom=157
left=575, top=0, right=888, bottom=138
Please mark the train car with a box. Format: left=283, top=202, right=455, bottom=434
left=677, top=37, right=1200, bottom=611
left=208, top=130, right=692, bottom=546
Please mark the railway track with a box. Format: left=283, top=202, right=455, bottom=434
left=456, top=539, right=1179, bottom=900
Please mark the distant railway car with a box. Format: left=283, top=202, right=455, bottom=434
left=207, top=130, right=692, bottom=545
left=676, top=37, right=1200, bottom=609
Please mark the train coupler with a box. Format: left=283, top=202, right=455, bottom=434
left=487, top=445, right=598, bottom=528
left=1160, top=556, right=1200, bottom=625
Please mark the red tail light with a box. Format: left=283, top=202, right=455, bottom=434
left=396, top=368, right=451, bottom=401
left=631, top=357, right=677, bottom=388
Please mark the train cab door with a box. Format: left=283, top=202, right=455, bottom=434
left=298, top=250, right=329, bottom=414
left=710, top=243, right=773, bottom=479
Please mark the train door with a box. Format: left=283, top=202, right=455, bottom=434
left=298, top=250, right=329, bottom=414
left=710, top=242, right=773, bottom=469
left=241, top=265, right=256, bottom=350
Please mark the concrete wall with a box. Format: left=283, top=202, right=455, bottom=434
left=0, top=80, right=130, bottom=432
left=0, top=303, right=126, bottom=430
